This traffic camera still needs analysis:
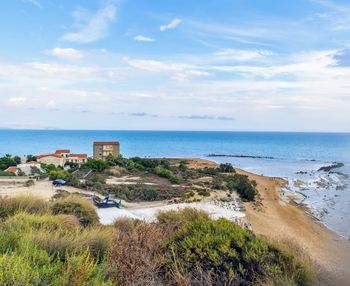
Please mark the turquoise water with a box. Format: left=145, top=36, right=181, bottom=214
left=0, top=130, right=349, bottom=237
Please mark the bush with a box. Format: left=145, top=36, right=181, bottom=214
left=157, top=208, right=209, bottom=235
left=40, top=163, right=59, bottom=172
left=0, top=155, right=19, bottom=171
left=200, top=167, right=220, bottom=176
left=0, top=171, right=16, bottom=176
left=49, top=170, right=70, bottom=180
left=219, top=163, right=235, bottom=173
left=0, top=244, right=112, bottom=286
left=81, top=159, right=109, bottom=172
left=129, top=157, right=171, bottom=171
left=163, top=216, right=315, bottom=285
left=108, top=219, right=164, bottom=285
left=0, top=195, right=49, bottom=219
left=178, top=160, right=188, bottom=172
left=153, top=167, right=180, bottom=184
left=51, top=196, right=99, bottom=227
left=197, top=189, right=210, bottom=197
left=226, top=174, right=257, bottom=201
left=29, top=226, right=113, bottom=262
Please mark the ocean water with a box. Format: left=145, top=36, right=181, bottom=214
left=0, top=130, right=349, bottom=237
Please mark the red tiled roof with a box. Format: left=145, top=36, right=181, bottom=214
left=68, top=154, right=88, bottom=159
left=55, top=149, right=70, bottom=154
left=93, top=141, right=119, bottom=145
left=37, top=154, right=62, bottom=159
left=5, top=167, right=17, bottom=173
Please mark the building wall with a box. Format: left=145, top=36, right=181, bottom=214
left=37, top=156, right=64, bottom=167
left=93, top=143, right=120, bottom=160
left=64, top=158, right=87, bottom=164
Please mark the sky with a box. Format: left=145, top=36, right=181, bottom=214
left=0, top=0, right=350, bottom=131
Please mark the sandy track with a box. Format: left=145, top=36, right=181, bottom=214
left=0, top=178, right=94, bottom=199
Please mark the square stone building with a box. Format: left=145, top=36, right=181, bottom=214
left=93, top=141, right=120, bottom=160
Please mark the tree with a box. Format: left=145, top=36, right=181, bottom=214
left=26, top=155, right=37, bottom=162
left=0, top=155, right=19, bottom=171
left=219, top=163, right=235, bottom=173
left=80, top=159, right=109, bottom=172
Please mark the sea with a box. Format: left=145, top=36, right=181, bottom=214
left=1, top=130, right=349, bottom=238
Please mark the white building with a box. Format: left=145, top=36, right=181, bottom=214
left=37, top=150, right=88, bottom=167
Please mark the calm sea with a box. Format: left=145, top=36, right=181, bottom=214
left=1, top=130, right=349, bottom=237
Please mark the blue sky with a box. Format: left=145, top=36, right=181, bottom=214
left=0, top=0, right=350, bottom=131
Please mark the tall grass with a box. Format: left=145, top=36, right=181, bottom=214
left=51, top=195, right=99, bottom=227
left=0, top=209, right=113, bottom=285
left=0, top=195, right=49, bottom=219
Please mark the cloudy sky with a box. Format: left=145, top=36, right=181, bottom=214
left=0, top=0, right=350, bottom=131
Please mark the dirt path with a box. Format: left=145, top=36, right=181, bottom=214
left=0, top=178, right=95, bottom=199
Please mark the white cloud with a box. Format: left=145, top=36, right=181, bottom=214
left=160, top=18, right=182, bottom=32
left=124, top=57, right=213, bottom=82
left=134, top=35, right=155, bottom=42
left=22, top=0, right=42, bottom=9
left=62, top=2, right=117, bottom=43
left=7, top=97, right=27, bottom=106
left=49, top=48, right=85, bottom=60
left=215, top=49, right=274, bottom=61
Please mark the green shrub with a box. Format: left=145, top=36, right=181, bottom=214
left=81, top=159, right=109, bottom=172
left=226, top=174, right=257, bottom=201
left=49, top=170, right=70, bottom=180
left=157, top=208, right=209, bottom=235
left=164, top=216, right=315, bottom=285
left=153, top=167, right=180, bottom=184
left=40, top=163, right=59, bottom=172
left=197, top=189, right=210, bottom=197
left=0, top=171, right=16, bottom=176
left=219, top=163, right=235, bottom=173
left=200, top=167, right=220, bottom=176
left=0, top=155, right=19, bottom=171
left=0, top=249, right=112, bottom=286
left=51, top=196, right=99, bottom=227
left=107, top=185, right=185, bottom=202
left=1, top=213, right=79, bottom=234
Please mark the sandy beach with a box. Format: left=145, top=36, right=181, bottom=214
left=236, top=167, right=350, bottom=285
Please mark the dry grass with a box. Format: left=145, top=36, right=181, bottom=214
left=0, top=195, right=49, bottom=218
left=108, top=218, right=165, bottom=286
left=264, top=238, right=317, bottom=286
left=51, top=195, right=99, bottom=227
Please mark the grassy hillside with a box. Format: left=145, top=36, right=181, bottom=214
left=0, top=195, right=316, bottom=285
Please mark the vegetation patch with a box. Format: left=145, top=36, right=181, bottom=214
left=51, top=195, right=99, bottom=227
left=163, top=216, right=314, bottom=285
left=0, top=194, right=316, bottom=286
